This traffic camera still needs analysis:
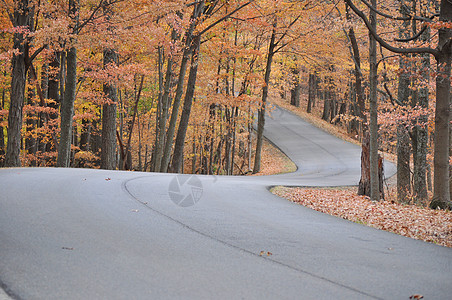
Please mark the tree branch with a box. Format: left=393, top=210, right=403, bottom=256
left=198, top=0, right=253, bottom=36
left=345, top=0, right=439, bottom=58
left=27, top=44, right=47, bottom=66
left=359, top=0, right=438, bottom=23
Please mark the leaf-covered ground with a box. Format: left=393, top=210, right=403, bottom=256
left=272, top=186, right=452, bottom=248
left=253, top=137, right=297, bottom=176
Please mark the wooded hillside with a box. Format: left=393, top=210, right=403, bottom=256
left=0, top=0, right=450, bottom=207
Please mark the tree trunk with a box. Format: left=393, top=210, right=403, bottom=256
left=45, top=52, right=61, bottom=152
left=396, top=1, right=412, bottom=202
left=0, top=87, right=6, bottom=166
left=160, top=4, right=203, bottom=173
left=80, top=116, right=91, bottom=151
left=290, top=68, right=300, bottom=107
left=411, top=2, right=430, bottom=204
left=322, top=77, right=331, bottom=121
left=368, top=0, right=380, bottom=201
left=56, top=0, right=78, bottom=167
left=253, top=21, right=277, bottom=174
left=346, top=3, right=365, bottom=127
left=5, top=0, right=31, bottom=167
left=171, top=35, right=202, bottom=173
left=397, top=125, right=411, bottom=203
left=358, top=131, right=384, bottom=198
left=154, top=48, right=174, bottom=172
left=25, top=76, right=37, bottom=160
left=307, top=73, right=314, bottom=113
left=56, top=45, right=77, bottom=167
left=430, top=1, right=451, bottom=208
left=101, top=48, right=118, bottom=170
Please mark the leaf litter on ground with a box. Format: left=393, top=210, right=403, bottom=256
left=272, top=186, right=452, bottom=248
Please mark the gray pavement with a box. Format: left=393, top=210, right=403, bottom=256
left=0, top=106, right=450, bottom=299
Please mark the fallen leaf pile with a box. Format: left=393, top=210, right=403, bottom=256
left=253, top=138, right=296, bottom=176
left=272, top=187, right=452, bottom=247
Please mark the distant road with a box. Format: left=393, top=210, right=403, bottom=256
left=1, top=106, right=450, bottom=300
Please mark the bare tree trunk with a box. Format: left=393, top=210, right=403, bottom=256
left=101, top=48, right=118, bottom=170
left=253, top=21, right=277, bottom=174
left=5, top=0, right=32, bottom=167
left=57, top=0, right=78, bottom=167
left=397, top=125, right=411, bottom=203
left=0, top=87, right=5, bottom=166
left=290, top=68, right=300, bottom=107
left=57, top=45, right=77, bottom=167
left=430, top=1, right=451, bottom=207
left=154, top=46, right=175, bottom=172
left=368, top=0, right=380, bottom=201
left=160, top=4, right=203, bottom=173
left=396, top=0, right=413, bottom=201
left=307, top=73, right=314, bottom=113
left=412, top=2, right=430, bottom=203
left=358, top=131, right=384, bottom=198
left=346, top=3, right=365, bottom=127
left=25, top=74, right=37, bottom=160
left=171, top=34, right=202, bottom=173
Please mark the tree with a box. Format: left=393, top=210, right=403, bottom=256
left=5, top=0, right=34, bottom=167
left=346, top=0, right=451, bottom=208
left=100, top=2, right=118, bottom=170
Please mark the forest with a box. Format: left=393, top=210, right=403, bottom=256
left=0, top=0, right=451, bottom=208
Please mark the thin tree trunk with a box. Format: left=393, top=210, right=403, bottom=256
left=56, top=0, right=78, bottom=167
left=253, top=21, right=277, bottom=174
left=121, top=75, right=144, bottom=170
left=0, top=87, right=5, bottom=166
left=57, top=45, right=77, bottom=167
left=412, top=4, right=430, bottom=203
left=290, top=68, right=301, bottom=107
left=307, top=73, right=314, bottom=113
left=101, top=48, right=118, bottom=170
left=369, top=0, right=380, bottom=201
left=160, top=4, right=203, bottom=173
left=346, top=3, right=365, bottom=126
left=171, top=34, right=202, bottom=173
left=25, top=74, right=37, bottom=159
left=397, top=125, right=411, bottom=203
left=154, top=46, right=175, bottom=172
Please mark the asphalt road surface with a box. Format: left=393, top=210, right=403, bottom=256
left=0, top=106, right=450, bottom=299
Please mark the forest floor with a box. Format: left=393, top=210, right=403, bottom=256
left=262, top=96, right=452, bottom=248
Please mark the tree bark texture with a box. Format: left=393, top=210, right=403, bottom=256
left=0, top=88, right=6, bottom=166
left=56, top=45, right=77, bottom=167
left=101, top=48, right=118, bottom=170
left=430, top=3, right=451, bottom=208
left=307, top=73, right=315, bottom=113
left=368, top=0, right=380, bottom=201
left=358, top=132, right=384, bottom=198
left=154, top=51, right=174, bottom=172
left=290, top=68, right=300, bottom=107
left=171, top=35, right=201, bottom=173
left=57, top=0, right=79, bottom=167
left=5, top=0, right=31, bottom=167
left=397, top=125, right=411, bottom=203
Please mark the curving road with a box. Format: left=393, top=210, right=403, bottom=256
left=0, top=106, right=450, bottom=299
